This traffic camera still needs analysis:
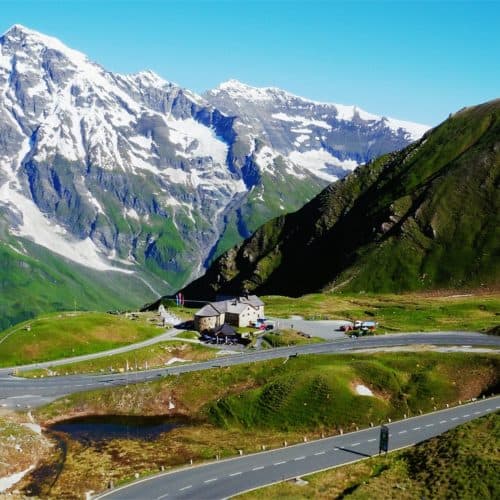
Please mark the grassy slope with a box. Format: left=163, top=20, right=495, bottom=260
left=263, top=291, right=500, bottom=332
left=38, top=352, right=499, bottom=429
left=263, top=329, right=323, bottom=347
left=238, top=413, right=500, bottom=500
left=30, top=352, right=499, bottom=499
left=180, top=99, right=500, bottom=298
left=20, top=340, right=215, bottom=377
left=0, top=239, right=163, bottom=331
left=0, top=312, right=163, bottom=367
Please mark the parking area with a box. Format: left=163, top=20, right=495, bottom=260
left=268, top=317, right=351, bottom=341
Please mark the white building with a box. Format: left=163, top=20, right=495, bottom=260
left=194, top=296, right=264, bottom=332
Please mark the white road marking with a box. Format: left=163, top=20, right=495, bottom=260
left=413, top=427, right=421, bottom=430
left=439, top=420, right=447, bottom=424
left=333, top=447, right=339, bottom=451
left=314, top=451, right=326, bottom=456
left=351, top=443, right=360, bottom=447
left=451, top=417, right=459, bottom=421
left=294, top=456, right=306, bottom=461
left=229, top=472, right=242, bottom=477
left=179, top=485, right=192, bottom=491
left=274, top=461, right=286, bottom=466
left=425, top=424, right=434, bottom=427
left=474, top=411, right=481, bottom=415
left=462, top=414, right=470, bottom=418
left=204, top=478, right=217, bottom=483
left=252, top=466, right=264, bottom=471
left=486, top=408, right=492, bottom=411
left=157, top=494, right=169, bottom=500
left=398, top=430, right=407, bottom=434
left=367, top=438, right=376, bottom=442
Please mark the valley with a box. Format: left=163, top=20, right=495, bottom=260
left=0, top=12, right=498, bottom=499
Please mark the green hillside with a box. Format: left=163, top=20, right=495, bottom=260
left=0, top=311, right=162, bottom=367
left=0, top=238, right=163, bottom=331
left=179, top=100, right=500, bottom=298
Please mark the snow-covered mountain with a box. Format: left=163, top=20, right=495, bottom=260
left=206, top=79, right=428, bottom=182
left=0, top=24, right=429, bottom=323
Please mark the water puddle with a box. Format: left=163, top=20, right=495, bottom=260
left=48, top=415, right=182, bottom=442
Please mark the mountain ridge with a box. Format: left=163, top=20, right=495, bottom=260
left=178, top=99, right=500, bottom=300
left=0, top=24, right=428, bottom=327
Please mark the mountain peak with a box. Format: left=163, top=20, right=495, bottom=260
left=1, top=23, right=89, bottom=64
left=214, top=79, right=290, bottom=103
left=3, top=23, right=32, bottom=35
left=210, top=80, right=429, bottom=140
left=131, top=69, right=170, bottom=87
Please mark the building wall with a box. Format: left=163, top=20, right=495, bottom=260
left=195, top=313, right=224, bottom=332
left=194, top=300, right=264, bottom=331
left=226, top=307, right=261, bottom=327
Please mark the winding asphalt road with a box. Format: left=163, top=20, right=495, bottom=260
left=1, top=331, right=499, bottom=409
left=94, top=396, right=500, bottom=500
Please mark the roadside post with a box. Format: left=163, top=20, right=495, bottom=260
left=379, top=425, right=389, bottom=454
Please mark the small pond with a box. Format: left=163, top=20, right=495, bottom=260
left=49, top=415, right=183, bottom=442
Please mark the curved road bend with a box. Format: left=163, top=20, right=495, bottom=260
left=95, top=397, right=500, bottom=500
left=1, top=332, right=499, bottom=409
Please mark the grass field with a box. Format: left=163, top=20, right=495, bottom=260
left=263, top=329, right=323, bottom=347
left=263, top=291, right=500, bottom=332
left=19, top=340, right=216, bottom=377
left=0, top=312, right=165, bottom=367
left=237, top=412, right=500, bottom=500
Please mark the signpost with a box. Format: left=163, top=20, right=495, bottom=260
left=379, top=425, right=389, bottom=454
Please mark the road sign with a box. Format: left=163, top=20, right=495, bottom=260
left=379, top=425, right=389, bottom=453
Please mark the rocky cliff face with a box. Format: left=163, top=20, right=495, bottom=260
left=179, top=100, right=500, bottom=299
left=0, top=25, right=428, bottom=325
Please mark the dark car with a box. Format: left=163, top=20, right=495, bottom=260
left=265, top=324, right=274, bottom=331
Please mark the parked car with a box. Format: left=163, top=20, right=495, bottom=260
left=265, top=324, right=274, bottom=331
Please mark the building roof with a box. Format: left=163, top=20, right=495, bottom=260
left=213, top=323, right=239, bottom=337
left=242, top=295, right=264, bottom=307
left=195, top=302, right=225, bottom=317
left=195, top=295, right=264, bottom=317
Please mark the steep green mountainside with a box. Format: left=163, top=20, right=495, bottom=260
left=0, top=240, right=161, bottom=331
left=180, top=100, right=500, bottom=299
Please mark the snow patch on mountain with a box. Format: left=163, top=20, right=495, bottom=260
left=272, top=112, right=330, bottom=129
left=166, top=117, right=228, bottom=164
left=0, top=172, right=125, bottom=273
left=289, top=149, right=357, bottom=182
left=383, top=117, right=430, bottom=141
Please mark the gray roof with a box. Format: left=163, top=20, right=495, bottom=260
left=195, top=295, right=264, bottom=317
left=195, top=302, right=226, bottom=317
left=240, top=295, right=264, bottom=307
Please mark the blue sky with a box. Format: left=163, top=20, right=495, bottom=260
left=2, top=0, right=499, bottom=125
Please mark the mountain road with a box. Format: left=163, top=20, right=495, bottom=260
left=1, top=331, right=499, bottom=409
